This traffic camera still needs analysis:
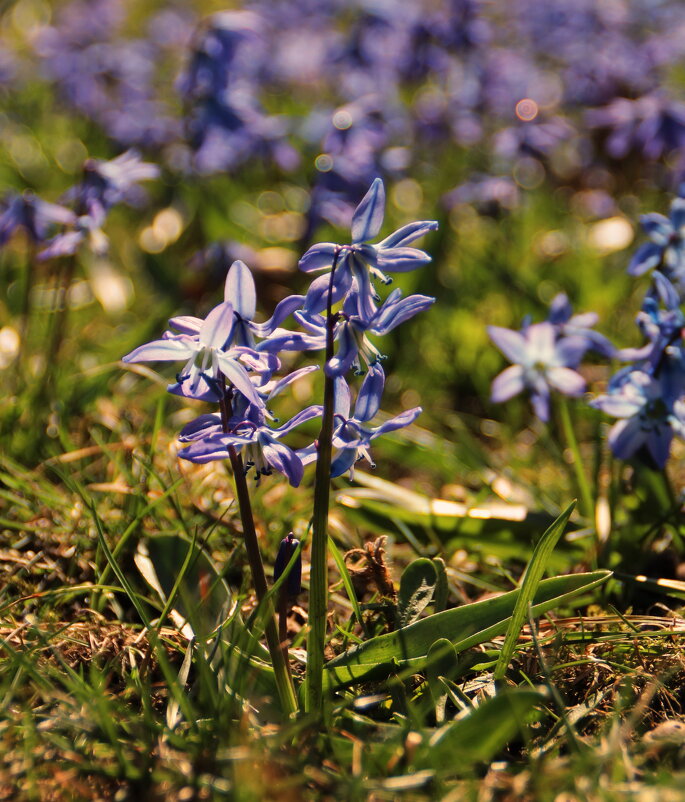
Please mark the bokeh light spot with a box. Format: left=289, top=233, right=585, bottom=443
left=315, top=153, right=333, bottom=172
left=515, top=98, right=538, bottom=122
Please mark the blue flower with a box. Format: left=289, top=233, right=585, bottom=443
left=489, top=321, right=587, bottom=421
left=0, top=192, right=75, bottom=248
left=590, top=370, right=680, bottom=468
left=299, top=178, right=437, bottom=322
left=324, top=365, right=422, bottom=479
left=548, top=293, right=616, bottom=359
left=628, top=195, right=685, bottom=279
left=177, top=404, right=322, bottom=487
left=168, top=260, right=304, bottom=350
left=122, top=301, right=271, bottom=406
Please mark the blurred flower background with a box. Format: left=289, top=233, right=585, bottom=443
left=2, top=0, right=685, bottom=483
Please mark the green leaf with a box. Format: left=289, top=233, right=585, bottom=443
left=493, top=500, right=576, bottom=681
left=417, top=687, right=544, bottom=768
left=432, top=557, right=448, bottom=613
left=425, top=638, right=457, bottom=723
left=324, top=570, right=611, bottom=689
left=398, top=558, right=438, bottom=626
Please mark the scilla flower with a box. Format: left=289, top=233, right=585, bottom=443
left=298, top=178, right=437, bottom=322
left=590, top=370, right=680, bottom=468
left=489, top=321, right=587, bottom=421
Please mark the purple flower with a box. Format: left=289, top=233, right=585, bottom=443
left=122, top=301, right=271, bottom=406
left=325, top=365, right=422, bottom=479
left=489, top=321, right=587, bottom=421
left=628, top=195, right=685, bottom=280
left=177, top=404, right=321, bottom=487
left=548, top=293, right=616, bottom=359
left=169, top=260, right=304, bottom=350
left=299, top=178, right=437, bottom=322
left=590, top=370, right=679, bottom=468
left=283, top=286, right=435, bottom=377
left=0, top=192, right=75, bottom=248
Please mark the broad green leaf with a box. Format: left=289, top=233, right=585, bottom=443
left=324, top=570, right=611, bottom=689
left=398, top=558, right=438, bottom=626
left=494, top=500, right=576, bottom=680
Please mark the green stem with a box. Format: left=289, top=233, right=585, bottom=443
left=558, top=396, right=594, bottom=523
left=305, top=248, right=341, bottom=714
left=219, top=392, right=298, bottom=718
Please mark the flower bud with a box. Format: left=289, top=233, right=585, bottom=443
left=274, top=532, right=301, bottom=596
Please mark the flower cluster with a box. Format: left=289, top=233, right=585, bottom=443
left=22, top=0, right=685, bottom=221
left=488, top=190, right=685, bottom=470
left=591, top=194, right=685, bottom=468
left=122, top=179, right=437, bottom=486
left=0, top=150, right=159, bottom=261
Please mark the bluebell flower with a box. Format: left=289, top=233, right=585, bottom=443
left=489, top=321, right=587, bottom=421
left=299, top=178, right=438, bottom=322
left=277, top=287, right=435, bottom=377
left=168, top=260, right=304, bottom=350
left=590, top=370, right=680, bottom=468
left=548, top=293, right=616, bottom=359
left=0, top=192, right=75, bottom=248
left=66, top=150, right=160, bottom=217
left=628, top=194, right=685, bottom=279
left=122, top=301, right=272, bottom=406
left=321, top=365, right=422, bottom=479
left=177, top=404, right=322, bottom=487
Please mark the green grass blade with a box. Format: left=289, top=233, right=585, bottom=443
left=493, top=500, right=576, bottom=681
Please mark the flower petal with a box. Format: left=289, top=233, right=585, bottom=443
left=546, top=366, right=586, bottom=396
left=371, top=406, right=422, bottom=437
left=628, top=242, right=663, bottom=276
left=378, top=220, right=438, bottom=248
left=351, top=177, right=385, bottom=244
left=491, top=365, right=525, bottom=402
left=334, top=377, right=352, bottom=419
left=354, top=363, right=385, bottom=422
left=224, top=260, right=256, bottom=320
left=299, top=242, right=338, bottom=273
left=609, top=418, right=646, bottom=460
left=216, top=354, right=261, bottom=406
left=179, top=413, right=222, bottom=442
left=326, top=322, right=359, bottom=377
left=252, top=294, right=304, bottom=336
left=200, top=302, right=235, bottom=349
left=488, top=326, right=527, bottom=364
left=168, top=315, right=203, bottom=335
left=122, top=336, right=194, bottom=363
left=376, top=246, right=432, bottom=272
left=259, top=434, right=304, bottom=487
left=273, top=405, right=323, bottom=434
left=371, top=293, right=435, bottom=334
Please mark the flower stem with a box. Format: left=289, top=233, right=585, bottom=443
left=219, top=391, right=298, bottom=718
left=305, top=248, right=340, bottom=714
left=558, top=396, right=594, bottom=522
